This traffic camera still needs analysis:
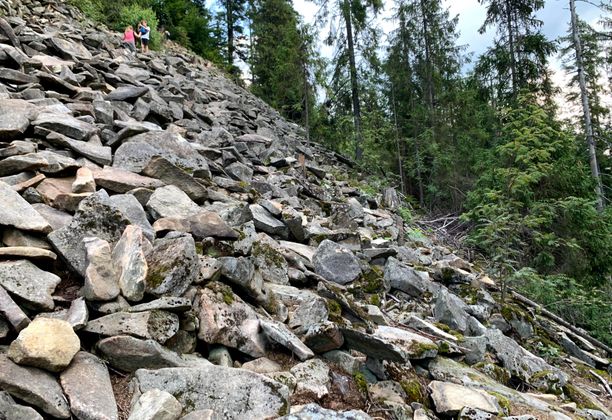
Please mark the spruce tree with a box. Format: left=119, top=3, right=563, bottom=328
left=250, top=0, right=318, bottom=129
left=477, top=0, right=556, bottom=103
left=313, top=0, right=383, bottom=161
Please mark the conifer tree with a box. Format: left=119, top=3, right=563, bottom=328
left=562, top=2, right=608, bottom=210
left=477, top=0, right=556, bottom=103
left=250, top=0, right=319, bottom=130
left=313, top=0, right=383, bottom=161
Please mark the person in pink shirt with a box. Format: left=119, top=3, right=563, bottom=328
left=122, top=26, right=136, bottom=53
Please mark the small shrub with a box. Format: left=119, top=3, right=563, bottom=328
left=66, top=0, right=104, bottom=22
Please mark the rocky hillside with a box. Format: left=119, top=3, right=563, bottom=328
left=0, top=0, right=611, bottom=419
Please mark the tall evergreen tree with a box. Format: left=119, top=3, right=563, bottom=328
left=477, top=0, right=556, bottom=103
left=215, top=0, right=249, bottom=77
left=562, top=4, right=609, bottom=210
left=250, top=0, right=319, bottom=129
left=384, top=0, right=480, bottom=210
left=314, top=0, right=383, bottom=161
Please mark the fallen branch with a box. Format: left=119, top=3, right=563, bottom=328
left=589, top=370, right=612, bottom=398
left=510, top=290, right=612, bottom=356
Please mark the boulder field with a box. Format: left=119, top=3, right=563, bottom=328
left=0, top=0, right=610, bottom=419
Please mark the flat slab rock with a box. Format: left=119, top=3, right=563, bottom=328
left=0, top=99, right=39, bottom=139
left=0, top=354, right=70, bottom=418
left=91, top=166, right=165, bottom=193
left=131, top=366, right=290, bottom=419
left=0, top=259, right=60, bottom=311
left=113, top=131, right=210, bottom=173
left=0, top=390, right=44, bottom=420
left=279, top=403, right=372, bottom=419
left=83, top=310, right=179, bottom=344
left=428, top=381, right=500, bottom=415
left=0, top=180, right=52, bottom=233
left=128, top=389, right=182, bottom=420
left=60, top=351, right=118, bottom=420
left=96, top=335, right=188, bottom=372
left=341, top=326, right=437, bottom=362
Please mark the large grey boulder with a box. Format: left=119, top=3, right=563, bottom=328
left=48, top=191, right=130, bottom=276
left=83, top=237, right=120, bottom=302
left=108, top=194, right=155, bottom=241
left=0, top=284, right=30, bottom=332
left=372, top=326, right=438, bottom=360
left=105, top=86, right=149, bottom=101
left=427, top=357, right=551, bottom=413
left=250, top=204, right=289, bottom=239
left=83, top=310, right=179, bottom=344
left=31, top=203, right=72, bottom=231
left=45, top=132, right=112, bottom=166
left=113, top=131, right=209, bottom=173
left=142, top=156, right=208, bottom=202
left=60, top=352, right=118, bottom=420
left=384, top=257, right=439, bottom=297
left=32, top=112, right=97, bottom=140
left=92, top=166, right=165, bottom=193
left=433, top=289, right=470, bottom=333
left=0, top=181, right=51, bottom=233
left=145, top=234, right=199, bottom=297
left=485, top=328, right=568, bottom=392
left=195, top=285, right=267, bottom=357
left=313, top=240, right=361, bottom=285
left=0, top=153, right=47, bottom=176
left=0, top=354, right=70, bottom=418
left=49, top=37, right=93, bottom=60
left=225, top=161, right=253, bottom=183
left=96, top=335, right=187, bottom=372
left=0, top=260, right=60, bottom=311
left=153, top=211, right=238, bottom=240
left=260, top=319, right=315, bottom=361
left=0, top=99, right=39, bottom=139
left=131, top=366, right=290, bottom=419
left=290, top=358, right=331, bottom=399
left=147, top=185, right=201, bottom=220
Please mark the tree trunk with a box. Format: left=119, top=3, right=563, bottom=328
left=391, top=87, right=405, bottom=194
left=504, top=0, right=517, bottom=96
left=302, top=62, right=310, bottom=146
left=419, top=0, right=435, bottom=111
left=226, top=0, right=234, bottom=67
left=570, top=0, right=605, bottom=210
left=342, top=0, right=364, bottom=161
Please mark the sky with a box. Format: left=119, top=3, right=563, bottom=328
left=291, top=0, right=608, bottom=112
left=292, top=0, right=605, bottom=68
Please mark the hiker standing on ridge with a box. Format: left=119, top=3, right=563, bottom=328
left=122, top=25, right=136, bottom=53
left=137, top=20, right=150, bottom=53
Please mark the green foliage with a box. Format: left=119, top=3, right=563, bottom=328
left=116, top=5, right=161, bottom=50
left=250, top=0, right=321, bottom=126
left=66, top=0, right=106, bottom=22
left=511, top=268, right=612, bottom=345
left=398, top=206, right=412, bottom=224
left=68, top=0, right=219, bottom=61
